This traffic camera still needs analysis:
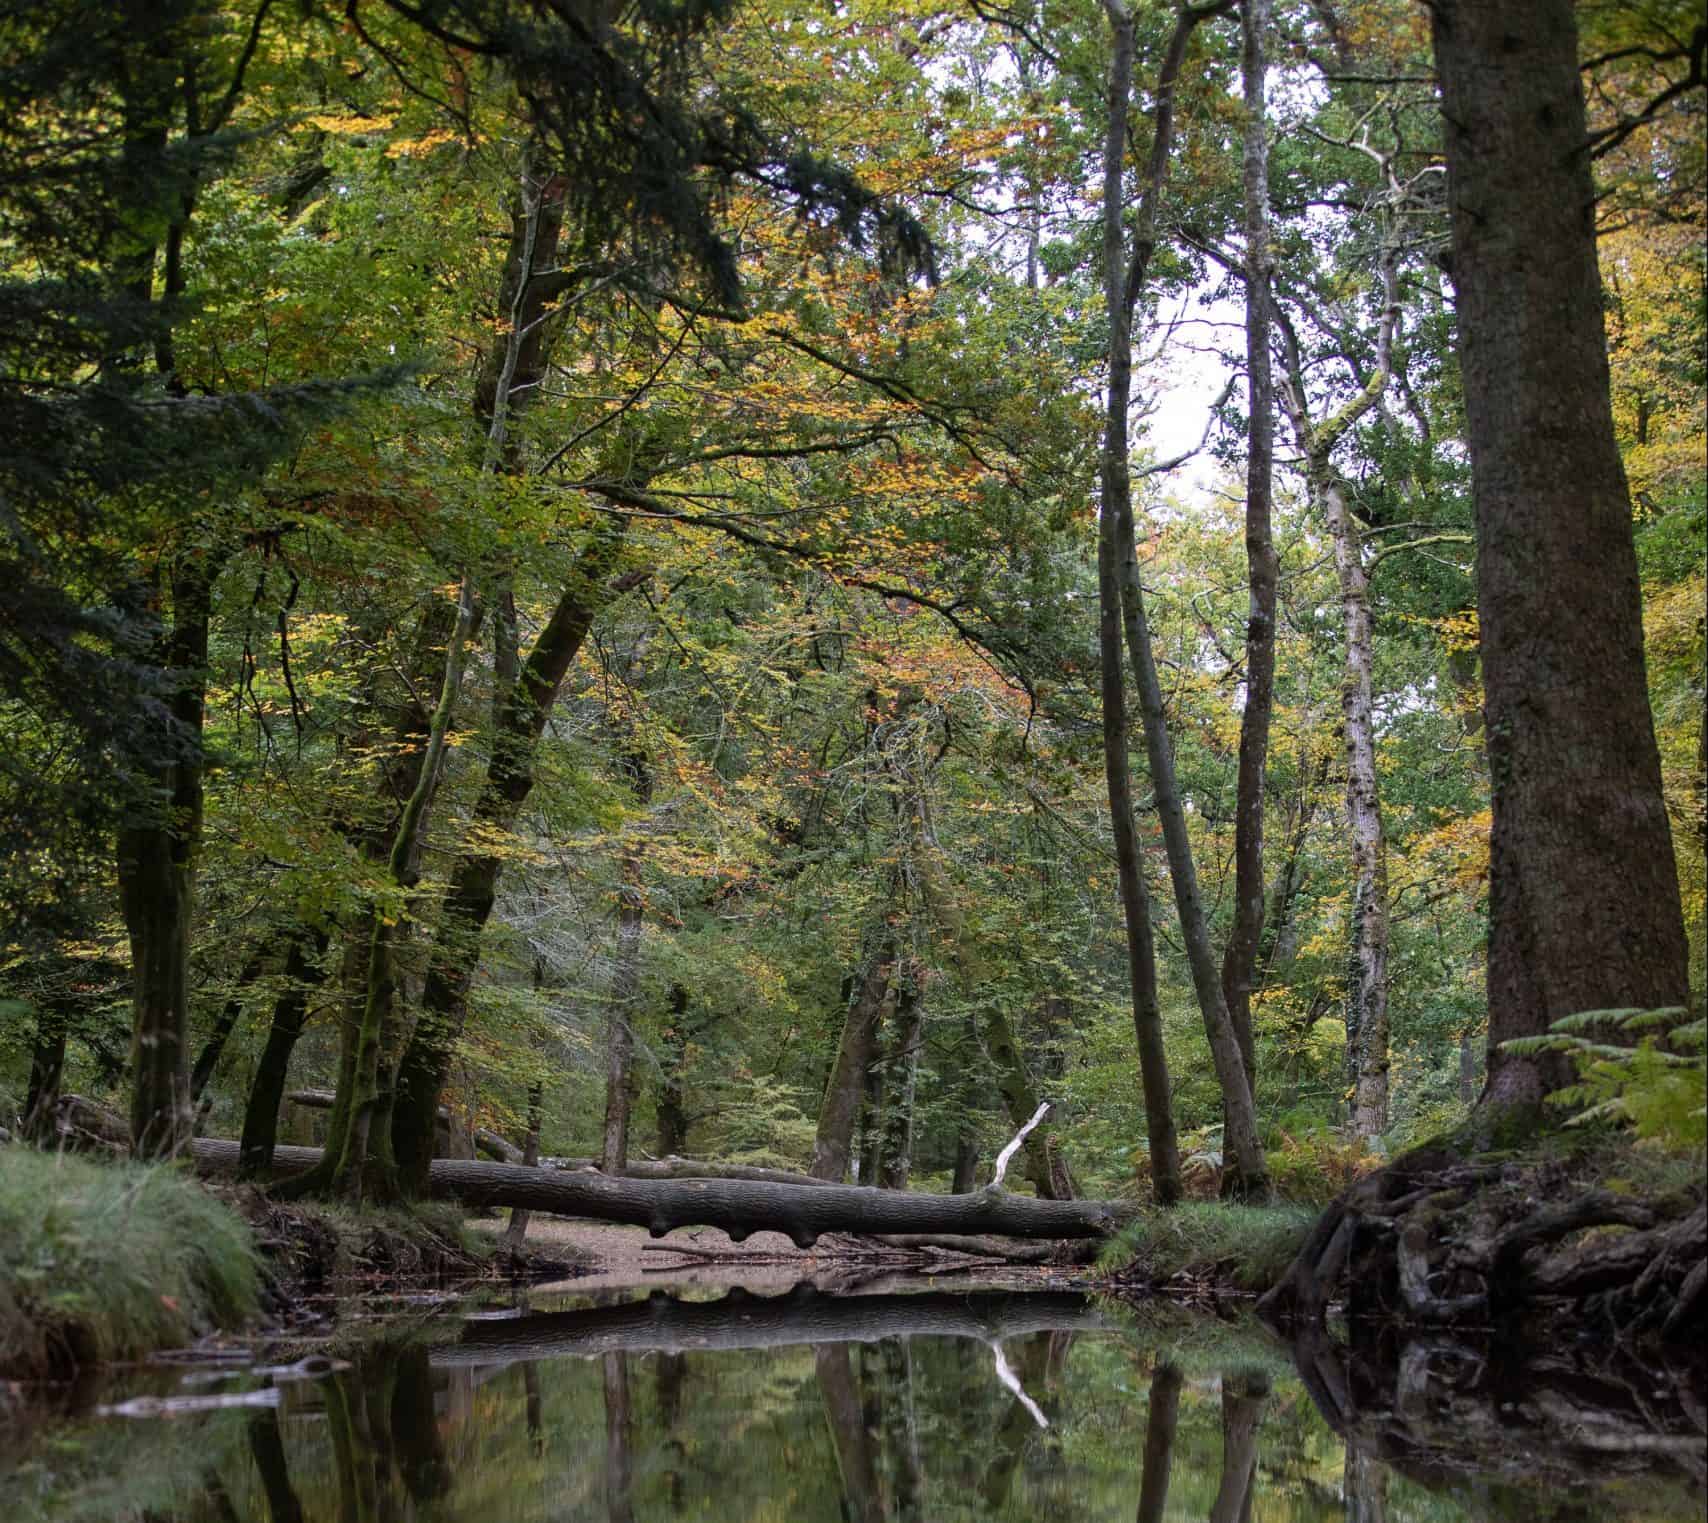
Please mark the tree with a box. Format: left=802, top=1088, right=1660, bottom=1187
left=1428, top=0, right=1691, bottom=1113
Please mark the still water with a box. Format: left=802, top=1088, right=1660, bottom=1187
left=5, top=1284, right=1703, bottom=1521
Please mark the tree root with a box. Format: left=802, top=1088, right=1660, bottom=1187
left=1259, top=1149, right=1705, bottom=1354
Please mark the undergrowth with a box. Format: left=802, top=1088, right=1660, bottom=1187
left=1097, top=1202, right=1316, bottom=1291
left=0, top=1148, right=259, bottom=1377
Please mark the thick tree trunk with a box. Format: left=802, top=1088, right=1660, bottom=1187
left=119, top=556, right=217, bottom=1159
left=812, top=932, right=895, bottom=1181
left=22, top=1009, right=68, bottom=1144
left=603, top=1353, right=635, bottom=1523
left=1098, top=1, right=1182, bottom=1208
left=193, top=1139, right=1132, bottom=1244
left=236, top=927, right=328, bottom=1176
left=1430, top=0, right=1690, bottom=1112
left=1219, top=0, right=1277, bottom=1145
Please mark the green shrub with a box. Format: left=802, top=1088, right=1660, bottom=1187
left=1503, top=1006, right=1706, bottom=1149
left=0, top=1148, right=259, bottom=1376
left=1098, top=1201, right=1316, bottom=1291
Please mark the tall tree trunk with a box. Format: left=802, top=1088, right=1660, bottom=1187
left=1219, top=0, right=1278, bottom=1152
left=600, top=838, right=648, bottom=1175
left=1117, top=505, right=1269, bottom=1196
left=119, top=555, right=217, bottom=1159
left=1277, top=251, right=1403, bottom=1142
left=385, top=155, right=637, bottom=1195
left=1429, top=0, right=1689, bottom=1113
left=391, top=530, right=628, bottom=1191
left=503, top=1080, right=544, bottom=1247
left=237, top=927, right=328, bottom=1176
left=189, top=940, right=271, bottom=1108
left=879, top=984, right=923, bottom=1190
left=1325, top=464, right=1392, bottom=1139
left=812, top=932, right=896, bottom=1181
left=1098, top=0, right=1182, bottom=1208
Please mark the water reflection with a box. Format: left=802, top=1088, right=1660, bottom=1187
left=3, top=1286, right=1701, bottom=1522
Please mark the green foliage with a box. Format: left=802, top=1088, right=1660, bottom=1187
left=1097, top=1202, right=1316, bottom=1291
left=0, top=1149, right=258, bottom=1376
left=1503, top=1006, right=1707, bottom=1149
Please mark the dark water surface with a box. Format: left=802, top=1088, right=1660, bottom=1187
left=4, top=1284, right=1702, bottom=1521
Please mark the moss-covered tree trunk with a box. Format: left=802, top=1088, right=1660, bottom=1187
left=1097, top=0, right=1182, bottom=1208
left=1218, top=0, right=1278, bottom=1147
left=119, top=556, right=218, bottom=1159
left=811, top=931, right=896, bottom=1182
left=237, top=927, right=328, bottom=1176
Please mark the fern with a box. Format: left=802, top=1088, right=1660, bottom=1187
left=1501, top=1006, right=1706, bottom=1149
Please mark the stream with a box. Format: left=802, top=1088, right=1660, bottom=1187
left=4, top=1280, right=1703, bottom=1521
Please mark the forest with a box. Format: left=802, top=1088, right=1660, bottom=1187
left=0, top=0, right=1703, bottom=1320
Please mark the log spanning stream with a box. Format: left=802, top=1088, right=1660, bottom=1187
left=5, top=1279, right=1703, bottom=1521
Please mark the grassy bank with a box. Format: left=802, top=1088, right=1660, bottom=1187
left=0, top=1148, right=260, bottom=1379
left=1097, top=1201, right=1318, bottom=1293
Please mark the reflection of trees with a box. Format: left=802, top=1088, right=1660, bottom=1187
left=1135, top=1362, right=1181, bottom=1523
left=247, top=1407, right=305, bottom=1523
left=818, top=1343, right=886, bottom=1523
left=979, top=1333, right=1058, bottom=1511
left=655, top=1352, right=689, bottom=1514
left=1209, top=1371, right=1269, bottom=1523
left=603, top=1351, right=635, bottom=1523
left=1291, top=1329, right=1705, bottom=1520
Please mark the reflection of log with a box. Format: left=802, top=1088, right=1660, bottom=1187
left=192, top=1138, right=1128, bottom=1246
left=429, top=1287, right=1112, bottom=1368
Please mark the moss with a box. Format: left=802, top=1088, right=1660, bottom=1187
left=0, top=1148, right=259, bottom=1378
left=1096, top=1201, right=1317, bottom=1292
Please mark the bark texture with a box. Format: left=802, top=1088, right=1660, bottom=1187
left=1097, top=0, right=1183, bottom=1207
left=192, top=1138, right=1132, bottom=1244
left=811, top=932, right=896, bottom=1181
left=1219, top=0, right=1278, bottom=1137
left=1276, top=254, right=1401, bottom=1139
left=1430, top=0, right=1690, bottom=1110
left=119, top=555, right=218, bottom=1158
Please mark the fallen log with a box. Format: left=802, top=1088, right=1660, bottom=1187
left=190, top=1138, right=1131, bottom=1246
left=430, top=1286, right=1113, bottom=1367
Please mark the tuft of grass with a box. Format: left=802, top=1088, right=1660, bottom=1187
left=1097, top=1201, right=1316, bottom=1291
left=0, top=1147, right=259, bottom=1377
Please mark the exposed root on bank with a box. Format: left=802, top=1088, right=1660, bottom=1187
left=1259, top=1142, right=1707, bottom=1353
